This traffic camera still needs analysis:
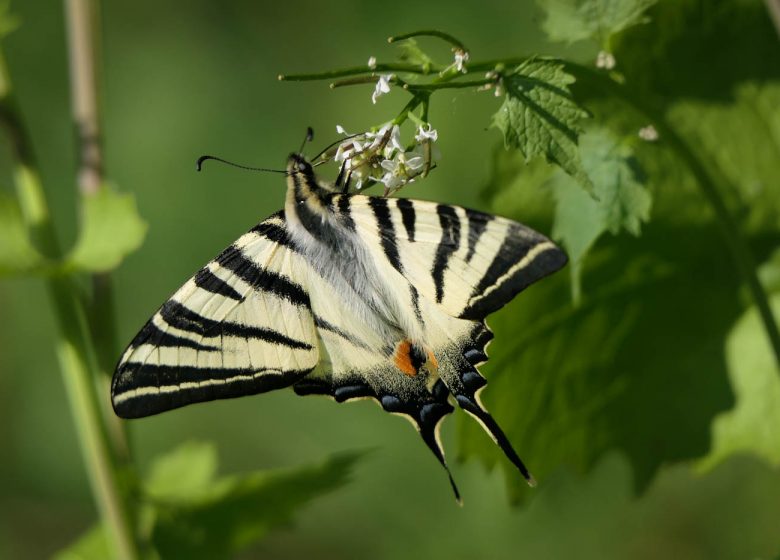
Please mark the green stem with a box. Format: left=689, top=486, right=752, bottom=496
left=388, top=29, right=468, bottom=52
left=0, top=41, right=140, bottom=559
left=403, top=78, right=494, bottom=91
left=564, top=62, right=780, bottom=369
left=279, top=62, right=441, bottom=81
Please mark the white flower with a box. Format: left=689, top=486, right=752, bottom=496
left=415, top=123, right=438, bottom=143
left=454, top=49, right=469, bottom=73
left=386, top=125, right=404, bottom=154
left=596, top=50, right=616, bottom=70
left=372, top=74, right=392, bottom=104
left=372, top=149, right=427, bottom=194
left=367, top=56, right=377, bottom=70
left=638, top=125, right=659, bottom=141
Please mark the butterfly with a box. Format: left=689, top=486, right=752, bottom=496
left=111, top=153, right=567, bottom=501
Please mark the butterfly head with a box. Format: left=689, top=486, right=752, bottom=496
left=285, top=153, right=327, bottom=217
left=287, top=153, right=317, bottom=180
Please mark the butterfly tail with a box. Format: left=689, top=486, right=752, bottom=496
left=380, top=380, right=462, bottom=503
left=447, top=354, right=536, bottom=487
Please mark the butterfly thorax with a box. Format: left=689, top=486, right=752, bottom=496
left=284, top=154, right=425, bottom=346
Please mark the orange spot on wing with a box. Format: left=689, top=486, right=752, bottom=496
left=394, top=340, right=417, bottom=376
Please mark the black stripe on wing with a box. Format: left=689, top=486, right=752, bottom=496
left=396, top=198, right=416, bottom=242
left=159, top=300, right=313, bottom=350
left=250, top=211, right=301, bottom=253
left=215, top=245, right=310, bottom=307
left=194, top=268, right=243, bottom=301
left=113, top=363, right=311, bottom=418
left=459, top=224, right=567, bottom=321
left=369, top=197, right=404, bottom=274
left=432, top=204, right=461, bottom=303
left=128, top=319, right=219, bottom=352
left=464, top=208, right=492, bottom=262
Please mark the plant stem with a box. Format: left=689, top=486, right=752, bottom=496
left=387, top=29, right=468, bottom=52
left=279, top=62, right=441, bottom=81
left=564, top=62, right=780, bottom=369
left=0, top=39, right=140, bottom=560
left=65, top=0, right=130, bottom=463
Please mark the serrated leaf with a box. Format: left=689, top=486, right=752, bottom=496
left=492, top=59, right=592, bottom=191
left=151, top=450, right=363, bottom=559
left=539, top=0, right=657, bottom=45
left=699, top=293, right=780, bottom=472
left=394, top=38, right=435, bottom=68
left=0, top=192, right=48, bottom=277
left=65, top=187, right=147, bottom=273
left=551, top=127, right=651, bottom=300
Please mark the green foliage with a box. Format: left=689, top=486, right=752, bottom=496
left=143, top=441, right=218, bottom=503
left=65, top=187, right=148, bottom=273
left=458, top=214, right=742, bottom=499
left=700, top=293, right=780, bottom=471
left=55, top=442, right=363, bottom=559
left=460, top=0, right=780, bottom=503
left=148, top=445, right=363, bottom=559
left=612, top=0, right=780, bottom=102
left=668, top=82, right=780, bottom=233
left=53, top=525, right=108, bottom=560
left=538, top=0, right=657, bottom=46
left=0, top=192, right=47, bottom=276
left=550, top=127, right=651, bottom=301
left=492, top=59, right=593, bottom=191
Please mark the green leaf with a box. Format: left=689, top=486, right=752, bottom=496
left=458, top=215, right=744, bottom=500
left=0, top=192, right=48, bottom=277
left=612, top=0, right=780, bottom=103
left=65, top=187, right=147, bottom=273
left=394, top=38, right=435, bottom=68
left=699, top=293, right=780, bottom=472
left=667, top=82, right=780, bottom=233
left=550, top=127, right=651, bottom=301
left=52, top=525, right=109, bottom=560
left=492, top=59, right=593, bottom=191
left=144, top=440, right=219, bottom=503
left=150, top=448, right=363, bottom=559
left=539, top=0, right=657, bottom=46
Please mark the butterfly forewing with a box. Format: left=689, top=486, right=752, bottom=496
left=112, top=212, right=319, bottom=418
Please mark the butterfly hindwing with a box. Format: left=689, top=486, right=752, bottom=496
left=111, top=212, right=319, bottom=418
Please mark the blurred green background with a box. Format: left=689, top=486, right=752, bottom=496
left=2, top=0, right=780, bottom=558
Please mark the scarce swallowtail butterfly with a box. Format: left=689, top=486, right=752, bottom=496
left=111, top=153, right=567, bottom=501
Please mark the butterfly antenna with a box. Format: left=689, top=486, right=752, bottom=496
left=196, top=155, right=286, bottom=174
left=299, top=126, right=314, bottom=154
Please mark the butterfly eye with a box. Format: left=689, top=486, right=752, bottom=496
left=296, top=161, right=309, bottom=173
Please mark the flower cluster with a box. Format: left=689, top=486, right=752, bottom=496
left=332, top=123, right=439, bottom=195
